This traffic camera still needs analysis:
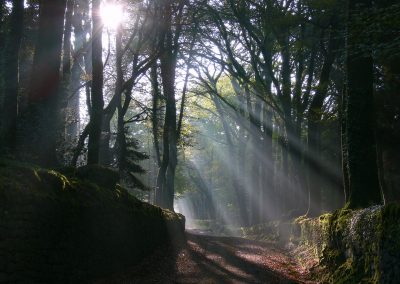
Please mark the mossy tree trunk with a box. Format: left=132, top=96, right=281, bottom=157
left=151, top=63, right=162, bottom=168
left=344, top=0, right=382, bottom=208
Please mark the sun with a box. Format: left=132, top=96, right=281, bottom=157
left=100, top=2, right=124, bottom=30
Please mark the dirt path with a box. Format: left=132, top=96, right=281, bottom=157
left=96, top=230, right=316, bottom=284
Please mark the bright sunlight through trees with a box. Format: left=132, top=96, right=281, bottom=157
left=100, top=2, right=124, bottom=29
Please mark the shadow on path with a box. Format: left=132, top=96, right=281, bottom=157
left=179, top=232, right=302, bottom=284
left=95, top=230, right=315, bottom=284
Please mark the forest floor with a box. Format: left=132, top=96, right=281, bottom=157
left=96, top=230, right=317, bottom=284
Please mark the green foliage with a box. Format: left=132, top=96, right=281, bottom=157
left=240, top=221, right=288, bottom=243
left=305, top=0, right=339, bottom=11
left=117, top=126, right=150, bottom=191
left=348, top=3, right=400, bottom=60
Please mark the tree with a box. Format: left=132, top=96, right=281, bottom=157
left=1, top=0, right=24, bottom=150
left=0, top=2, right=7, bottom=112
left=25, top=0, right=66, bottom=166
left=87, top=0, right=104, bottom=164
left=60, top=0, right=75, bottom=148
left=155, top=0, right=186, bottom=210
left=65, top=0, right=91, bottom=147
left=344, top=0, right=382, bottom=208
left=306, top=15, right=341, bottom=216
left=372, top=0, right=400, bottom=203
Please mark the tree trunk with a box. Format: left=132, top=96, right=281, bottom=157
left=340, top=88, right=350, bottom=203
left=236, top=87, right=250, bottom=226
left=279, top=35, right=294, bottom=213
left=26, top=0, right=66, bottom=166
left=252, top=99, right=262, bottom=225
left=306, top=26, right=339, bottom=216
left=155, top=0, right=185, bottom=210
left=261, top=39, right=275, bottom=221
left=155, top=118, right=169, bottom=207
left=60, top=0, right=74, bottom=159
left=151, top=63, right=162, bottom=167
left=292, top=24, right=307, bottom=215
left=67, top=0, right=86, bottom=141
left=161, top=51, right=178, bottom=210
left=262, top=105, right=274, bottom=220
left=115, top=25, right=128, bottom=173
left=0, top=2, right=6, bottom=111
left=280, top=36, right=292, bottom=138
left=87, top=0, right=104, bottom=165
left=345, top=0, right=382, bottom=208
left=1, top=0, right=24, bottom=150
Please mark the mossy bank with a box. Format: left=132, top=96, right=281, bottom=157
left=293, top=206, right=400, bottom=283
left=238, top=205, right=400, bottom=283
left=0, top=160, right=185, bottom=283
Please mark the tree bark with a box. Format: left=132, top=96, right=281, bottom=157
left=26, top=0, right=66, bottom=166
left=60, top=0, right=74, bottom=155
left=151, top=63, right=162, bottom=168
left=87, top=0, right=104, bottom=165
left=260, top=42, right=274, bottom=221
left=345, top=0, right=382, bottom=208
left=115, top=25, right=127, bottom=172
left=306, top=25, right=339, bottom=216
left=1, top=0, right=24, bottom=150
left=0, top=2, right=6, bottom=110
left=279, top=34, right=294, bottom=213
left=155, top=0, right=185, bottom=210
left=67, top=0, right=88, bottom=141
left=161, top=51, right=178, bottom=210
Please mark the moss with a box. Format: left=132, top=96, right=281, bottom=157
left=0, top=159, right=184, bottom=225
left=38, top=170, right=71, bottom=191
left=75, top=165, right=119, bottom=189
left=329, top=208, right=352, bottom=235
left=288, top=207, right=385, bottom=283
left=0, top=160, right=186, bottom=282
left=379, top=204, right=400, bottom=251
left=294, top=214, right=309, bottom=223
left=377, top=204, right=400, bottom=282
left=316, top=206, right=400, bottom=283
left=330, top=259, right=363, bottom=284
left=161, top=209, right=178, bottom=221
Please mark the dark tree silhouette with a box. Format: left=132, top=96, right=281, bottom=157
left=1, top=0, right=24, bottom=150
left=26, top=0, right=66, bottom=166
left=87, top=0, right=104, bottom=165
left=344, top=0, right=382, bottom=208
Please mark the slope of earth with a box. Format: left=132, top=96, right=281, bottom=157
left=96, top=230, right=317, bottom=284
left=0, top=160, right=184, bottom=283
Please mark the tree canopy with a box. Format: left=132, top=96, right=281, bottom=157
left=0, top=0, right=399, bottom=221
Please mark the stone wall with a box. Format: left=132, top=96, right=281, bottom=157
left=293, top=206, right=400, bottom=283
left=0, top=161, right=185, bottom=283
